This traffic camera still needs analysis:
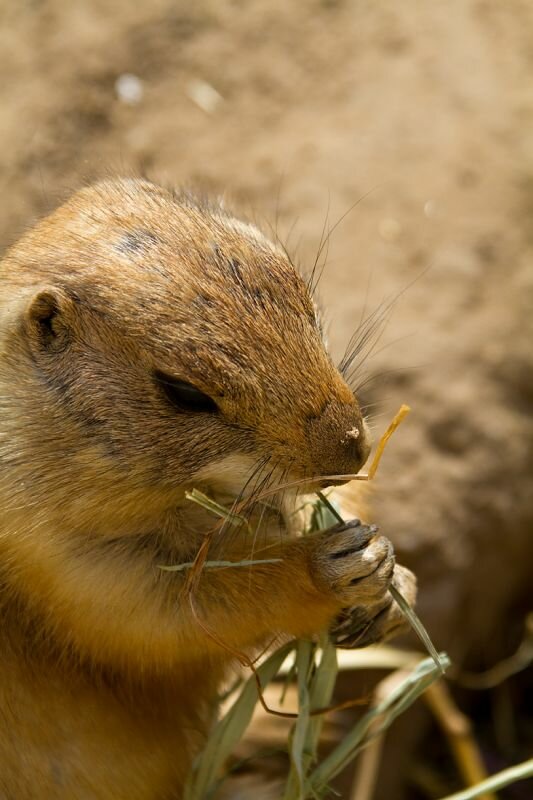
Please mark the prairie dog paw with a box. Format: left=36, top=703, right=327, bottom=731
left=309, top=519, right=395, bottom=608
left=330, top=564, right=418, bottom=649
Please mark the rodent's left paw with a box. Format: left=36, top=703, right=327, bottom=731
left=308, top=519, right=395, bottom=608
left=330, top=564, right=417, bottom=649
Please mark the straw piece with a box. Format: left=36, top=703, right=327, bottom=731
left=350, top=669, right=412, bottom=800
left=367, top=404, right=411, bottom=479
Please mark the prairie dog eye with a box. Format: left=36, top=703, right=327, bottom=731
left=154, top=371, right=218, bottom=414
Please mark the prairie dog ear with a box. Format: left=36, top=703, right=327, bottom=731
left=25, top=288, right=73, bottom=352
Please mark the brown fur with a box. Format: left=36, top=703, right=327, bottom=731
left=0, top=179, right=415, bottom=798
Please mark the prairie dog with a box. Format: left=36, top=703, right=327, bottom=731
left=0, top=179, right=416, bottom=799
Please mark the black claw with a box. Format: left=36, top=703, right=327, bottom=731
left=332, top=519, right=361, bottom=533
left=333, top=519, right=379, bottom=534
left=330, top=606, right=369, bottom=640
left=336, top=630, right=381, bottom=650
left=329, top=524, right=376, bottom=560
left=330, top=600, right=393, bottom=649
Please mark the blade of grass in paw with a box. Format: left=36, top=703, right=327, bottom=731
left=184, top=641, right=296, bottom=800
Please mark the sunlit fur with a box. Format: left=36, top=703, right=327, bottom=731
left=0, top=180, right=390, bottom=798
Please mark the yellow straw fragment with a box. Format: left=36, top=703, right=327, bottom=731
left=366, top=403, right=411, bottom=480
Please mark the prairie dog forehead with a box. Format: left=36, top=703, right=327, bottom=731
left=3, top=178, right=321, bottom=365
left=104, top=192, right=317, bottom=326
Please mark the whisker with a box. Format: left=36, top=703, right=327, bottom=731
left=275, top=463, right=294, bottom=546
left=308, top=187, right=379, bottom=297
left=210, top=455, right=271, bottom=551
left=242, top=459, right=287, bottom=576
left=306, top=194, right=330, bottom=296
left=211, top=456, right=277, bottom=558
left=339, top=295, right=396, bottom=378
left=345, top=308, right=395, bottom=387
left=347, top=330, right=418, bottom=389
left=339, top=266, right=430, bottom=382
left=246, top=501, right=270, bottom=593
left=354, top=364, right=424, bottom=395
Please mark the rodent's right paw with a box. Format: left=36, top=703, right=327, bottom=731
left=309, top=520, right=395, bottom=608
left=330, top=564, right=418, bottom=649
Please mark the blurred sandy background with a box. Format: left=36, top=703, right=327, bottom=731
left=1, top=1, right=532, bottom=798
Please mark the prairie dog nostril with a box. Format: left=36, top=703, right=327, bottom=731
left=344, top=427, right=360, bottom=441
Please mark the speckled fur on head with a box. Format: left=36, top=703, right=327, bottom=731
left=1, top=179, right=370, bottom=516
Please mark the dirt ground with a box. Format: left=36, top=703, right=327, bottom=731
left=1, top=1, right=532, bottom=798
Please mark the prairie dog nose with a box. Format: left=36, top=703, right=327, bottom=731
left=305, top=400, right=372, bottom=480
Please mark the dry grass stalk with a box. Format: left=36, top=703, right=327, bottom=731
left=349, top=676, right=499, bottom=800
left=424, top=681, right=497, bottom=800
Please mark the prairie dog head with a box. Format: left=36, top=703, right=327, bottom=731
left=0, top=179, right=370, bottom=528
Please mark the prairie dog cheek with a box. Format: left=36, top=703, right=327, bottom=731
left=194, top=454, right=263, bottom=497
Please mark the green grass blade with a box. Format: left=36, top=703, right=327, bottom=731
left=307, top=654, right=450, bottom=795
left=389, top=584, right=443, bottom=672
left=283, top=640, right=315, bottom=799
left=158, top=558, right=281, bottom=572
left=184, top=641, right=296, bottom=800
left=314, top=491, right=344, bottom=527
left=306, top=636, right=338, bottom=756
left=185, top=488, right=251, bottom=532
left=437, top=758, right=533, bottom=800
